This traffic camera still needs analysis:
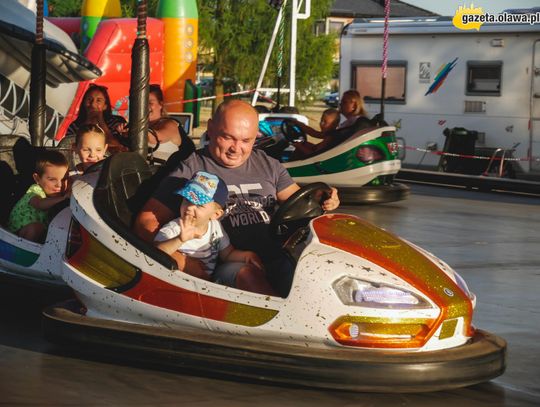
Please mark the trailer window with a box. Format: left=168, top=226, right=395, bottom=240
left=352, top=62, right=406, bottom=104
left=466, top=61, right=502, bottom=96
left=314, top=19, right=344, bottom=35
left=329, top=21, right=345, bottom=34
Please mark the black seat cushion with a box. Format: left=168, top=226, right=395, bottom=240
left=93, top=152, right=178, bottom=270
left=0, top=160, right=15, bottom=225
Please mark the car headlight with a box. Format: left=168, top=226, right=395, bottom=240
left=355, top=285, right=419, bottom=305
left=333, top=276, right=432, bottom=309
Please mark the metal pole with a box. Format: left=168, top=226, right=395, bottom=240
left=128, top=0, right=149, bottom=158
left=289, top=0, right=298, bottom=107
left=288, top=0, right=310, bottom=107
left=380, top=77, right=386, bottom=120
left=276, top=2, right=286, bottom=111
left=380, top=0, right=391, bottom=121
left=29, top=0, right=46, bottom=147
left=252, top=1, right=287, bottom=106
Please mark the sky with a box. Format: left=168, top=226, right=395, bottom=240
left=402, top=0, right=540, bottom=16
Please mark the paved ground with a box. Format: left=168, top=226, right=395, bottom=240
left=1, top=184, right=539, bottom=406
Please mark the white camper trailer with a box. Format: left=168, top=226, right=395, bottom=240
left=340, top=16, right=540, bottom=178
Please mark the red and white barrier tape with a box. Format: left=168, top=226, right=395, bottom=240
left=172, top=89, right=278, bottom=105
left=177, top=89, right=257, bottom=104
left=405, top=145, right=540, bottom=162
left=165, top=92, right=540, bottom=164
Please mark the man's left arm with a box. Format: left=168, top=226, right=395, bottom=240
left=272, top=155, right=340, bottom=211
left=276, top=183, right=300, bottom=203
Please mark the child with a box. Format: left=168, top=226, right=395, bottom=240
left=8, top=149, right=70, bottom=242
left=71, top=124, right=109, bottom=176
left=292, top=108, right=340, bottom=159
left=320, top=108, right=341, bottom=133
left=154, top=171, right=276, bottom=296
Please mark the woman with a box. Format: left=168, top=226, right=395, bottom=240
left=66, top=84, right=128, bottom=154
left=147, top=84, right=195, bottom=164
left=337, top=89, right=369, bottom=129
left=288, top=90, right=372, bottom=160
left=290, top=89, right=369, bottom=141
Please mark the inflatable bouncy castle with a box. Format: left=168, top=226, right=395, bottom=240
left=0, top=0, right=198, bottom=143
left=52, top=0, right=198, bottom=141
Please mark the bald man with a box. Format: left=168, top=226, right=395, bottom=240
left=134, top=99, right=340, bottom=296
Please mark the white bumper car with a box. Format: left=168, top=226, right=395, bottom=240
left=41, top=152, right=504, bottom=392
left=257, top=114, right=409, bottom=204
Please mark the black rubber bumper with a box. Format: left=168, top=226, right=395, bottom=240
left=43, top=301, right=506, bottom=393
left=338, top=182, right=410, bottom=205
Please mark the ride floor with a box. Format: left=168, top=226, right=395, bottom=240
left=1, top=184, right=539, bottom=406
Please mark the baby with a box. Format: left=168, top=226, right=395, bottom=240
left=154, top=171, right=275, bottom=295
left=8, top=149, right=70, bottom=242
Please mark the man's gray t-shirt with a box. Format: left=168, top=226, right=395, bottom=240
left=154, top=148, right=295, bottom=262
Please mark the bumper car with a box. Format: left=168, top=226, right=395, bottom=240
left=0, top=206, right=71, bottom=286
left=0, top=2, right=101, bottom=286
left=42, top=152, right=505, bottom=393
left=256, top=113, right=409, bottom=204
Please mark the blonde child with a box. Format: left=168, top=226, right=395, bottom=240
left=8, top=150, right=70, bottom=242
left=154, top=171, right=276, bottom=296
left=71, top=124, right=108, bottom=176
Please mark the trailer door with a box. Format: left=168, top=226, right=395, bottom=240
left=531, top=40, right=540, bottom=172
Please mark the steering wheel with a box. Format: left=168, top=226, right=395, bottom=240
left=280, top=119, right=307, bottom=143
left=84, top=159, right=106, bottom=174
left=270, top=182, right=332, bottom=239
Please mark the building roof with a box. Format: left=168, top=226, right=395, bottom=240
left=331, top=0, right=437, bottom=18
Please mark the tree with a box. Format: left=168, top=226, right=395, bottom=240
left=47, top=0, right=82, bottom=17
left=118, top=0, right=160, bottom=18
left=48, top=0, right=336, bottom=108
left=48, top=0, right=159, bottom=18
left=199, top=1, right=273, bottom=107
left=198, top=0, right=335, bottom=108
left=293, top=0, right=336, bottom=103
